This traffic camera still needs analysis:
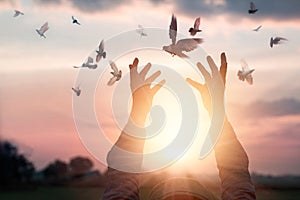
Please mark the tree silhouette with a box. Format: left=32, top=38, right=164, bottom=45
left=43, top=160, right=68, bottom=180
left=69, top=156, right=93, bottom=176
left=0, top=140, right=35, bottom=188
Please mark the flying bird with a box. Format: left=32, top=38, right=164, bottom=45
left=72, top=86, right=81, bottom=96
left=253, top=25, right=262, bottom=32
left=237, top=59, right=255, bottom=85
left=270, top=37, right=288, bottom=48
left=73, top=57, right=97, bottom=69
left=136, top=25, right=147, bottom=37
left=163, top=14, right=203, bottom=58
left=107, top=61, right=122, bottom=86
left=13, top=10, right=24, bottom=17
left=72, top=16, right=80, bottom=25
left=248, top=2, right=258, bottom=14
left=189, top=17, right=202, bottom=36
left=36, top=22, right=49, bottom=38
left=96, top=40, right=106, bottom=62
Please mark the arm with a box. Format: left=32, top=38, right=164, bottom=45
left=187, top=53, right=256, bottom=200
left=102, top=58, right=165, bottom=200
left=215, top=118, right=256, bottom=200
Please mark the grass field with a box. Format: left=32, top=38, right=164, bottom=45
left=0, top=187, right=300, bottom=200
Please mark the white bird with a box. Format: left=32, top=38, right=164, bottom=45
left=248, top=2, right=258, bottom=14
left=237, top=59, right=255, bottom=85
left=107, top=61, right=122, bottom=86
left=13, top=10, right=24, bottom=17
left=36, top=22, right=49, bottom=38
left=253, top=25, right=262, bottom=32
left=163, top=14, right=203, bottom=58
left=189, top=17, right=202, bottom=36
left=136, top=25, right=147, bottom=37
left=72, top=86, right=81, bottom=96
left=72, top=16, right=80, bottom=25
left=96, top=40, right=106, bottom=62
left=73, top=57, right=97, bottom=69
left=270, top=37, right=288, bottom=48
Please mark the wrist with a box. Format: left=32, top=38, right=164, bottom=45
left=130, top=106, right=148, bottom=127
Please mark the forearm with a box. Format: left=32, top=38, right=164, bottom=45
left=215, top=118, right=256, bottom=200
left=103, top=107, right=147, bottom=200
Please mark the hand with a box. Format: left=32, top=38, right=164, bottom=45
left=186, top=53, right=227, bottom=117
left=129, top=58, right=166, bottom=126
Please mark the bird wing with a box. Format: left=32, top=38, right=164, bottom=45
left=72, top=88, right=78, bottom=93
left=270, top=37, right=274, bottom=47
left=254, top=25, right=262, bottom=31
left=276, top=37, right=288, bottom=41
left=99, top=40, right=104, bottom=53
left=136, top=25, right=145, bottom=34
left=241, top=59, right=249, bottom=71
left=176, top=38, right=203, bottom=52
left=107, top=76, right=118, bottom=86
left=13, top=10, right=19, bottom=17
left=96, top=54, right=101, bottom=62
left=138, top=24, right=143, bottom=29
left=87, top=56, right=93, bottom=64
left=169, top=14, right=177, bottom=45
left=246, top=74, right=253, bottom=85
left=40, top=22, right=49, bottom=33
left=257, top=25, right=262, bottom=30
left=250, top=2, right=256, bottom=10
left=194, top=17, right=200, bottom=29
left=110, top=61, right=118, bottom=73
left=72, top=16, right=75, bottom=20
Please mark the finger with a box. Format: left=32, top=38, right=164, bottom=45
left=129, top=58, right=139, bottom=80
left=151, top=79, right=166, bottom=95
left=186, top=78, right=201, bottom=90
left=186, top=78, right=206, bottom=93
left=207, top=56, right=218, bottom=76
left=139, top=63, right=151, bottom=79
left=129, top=57, right=139, bottom=70
left=219, top=52, right=227, bottom=85
left=145, top=70, right=161, bottom=83
left=196, top=62, right=210, bottom=81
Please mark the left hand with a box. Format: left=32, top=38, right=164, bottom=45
left=129, top=58, right=166, bottom=126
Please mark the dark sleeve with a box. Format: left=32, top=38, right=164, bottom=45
left=214, top=120, right=256, bottom=200
left=102, top=122, right=145, bottom=200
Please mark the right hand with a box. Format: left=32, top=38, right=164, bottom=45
left=186, top=52, right=227, bottom=117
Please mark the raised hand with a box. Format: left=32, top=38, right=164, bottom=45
left=186, top=53, right=227, bottom=117
left=129, top=58, right=166, bottom=126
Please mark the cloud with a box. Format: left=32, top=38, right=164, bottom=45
left=34, top=0, right=62, bottom=5
left=229, top=98, right=300, bottom=119
left=172, top=0, right=300, bottom=20
left=264, top=122, right=300, bottom=140
left=69, top=0, right=128, bottom=12
left=30, top=0, right=300, bottom=20
left=0, top=0, right=19, bottom=8
left=247, top=98, right=300, bottom=117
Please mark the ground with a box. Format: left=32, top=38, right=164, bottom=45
left=1, top=187, right=300, bottom=200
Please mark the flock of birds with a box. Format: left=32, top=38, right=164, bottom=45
left=12, top=1, right=288, bottom=96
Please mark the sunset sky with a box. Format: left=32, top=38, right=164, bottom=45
left=1, top=0, right=300, bottom=176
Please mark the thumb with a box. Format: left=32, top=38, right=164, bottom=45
left=186, top=78, right=205, bottom=91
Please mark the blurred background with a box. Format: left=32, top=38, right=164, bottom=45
left=1, top=0, right=300, bottom=199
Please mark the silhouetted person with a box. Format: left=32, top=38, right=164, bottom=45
left=102, top=54, right=256, bottom=199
